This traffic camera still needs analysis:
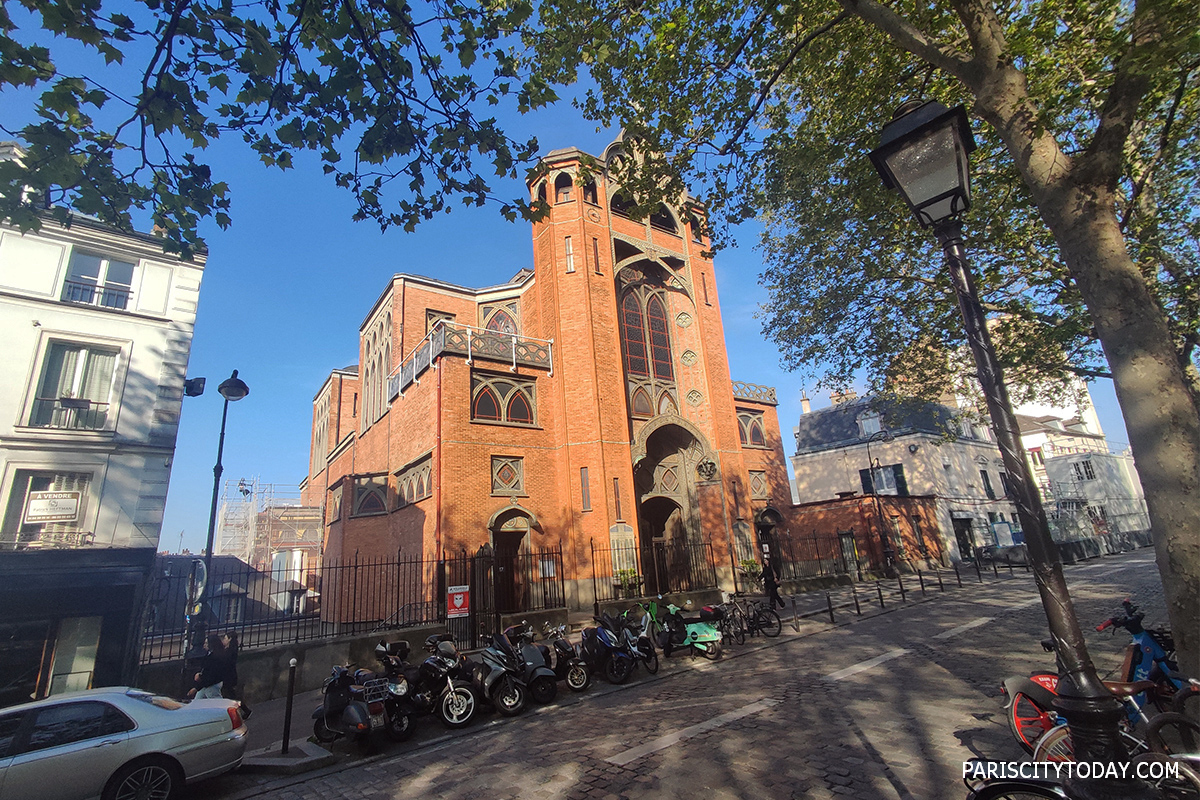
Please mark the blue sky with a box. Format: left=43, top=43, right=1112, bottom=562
left=157, top=110, right=1132, bottom=554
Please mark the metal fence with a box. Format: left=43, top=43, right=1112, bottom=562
left=139, top=547, right=566, bottom=664
left=773, top=532, right=853, bottom=581
left=590, top=539, right=719, bottom=605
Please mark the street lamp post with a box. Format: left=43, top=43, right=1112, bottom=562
left=863, top=430, right=895, bottom=575
left=192, top=370, right=249, bottom=650
left=869, top=101, right=1153, bottom=800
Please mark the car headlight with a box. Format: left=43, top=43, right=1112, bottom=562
left=389, top=678, right=409, bottom=697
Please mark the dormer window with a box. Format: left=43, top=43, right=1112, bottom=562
left=859, top=413, right=882, bottom=437
left=62, top=251, right=135, bottom=310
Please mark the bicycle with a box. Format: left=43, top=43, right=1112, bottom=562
left=728, top=592, right=782, bottom=638
left=713, top=602, right=745, bottom=646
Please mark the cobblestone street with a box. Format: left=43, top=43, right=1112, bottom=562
left=189, top=549, right=1167, bottom=800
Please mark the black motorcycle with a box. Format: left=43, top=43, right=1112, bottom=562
left=468, top=630, right=530, bottom=716
left=312, top=663, right=388, bottom=751
left=502, top=623, right=561, bottom=704
left=376, top=634, right=478, bottom=729
left=540, top=621, right=591, bottom=692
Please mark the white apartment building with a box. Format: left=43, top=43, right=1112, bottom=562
left=0, top=201, right=204, bottom=704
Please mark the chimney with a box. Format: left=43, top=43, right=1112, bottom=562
left=829, top=389, right=858, bottom=406
left=800, top=390, right=811, bottom=415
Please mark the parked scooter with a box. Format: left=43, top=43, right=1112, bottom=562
left=580, top=614, right=636, bottom=684
left=375, top=634, right=478, bottom=729
left=468, top=630, right=530, bottom=716
left=540, top=622, right=592, bottom=692
left=312, top=663, right=388, bottom=751
left=619, top=606, right=660, bottom=674
left=658, top=600, right=723, bottom=659
left=503, top=623, right=560, bottom=704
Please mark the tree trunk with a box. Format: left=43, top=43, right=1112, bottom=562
left=1034, top=182, right=1200, bottom=679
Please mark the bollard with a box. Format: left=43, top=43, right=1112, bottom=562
left=897, top=573, right=906, bottom=602
left=917, top=569, right=926, bottom=595
left=826, top=592, right=835, bottom=624
left=876, top=581, right=885, bottom=609
left=282, top=657, right=298, bottom=755
left=852, top=583, right=862, bottom=615
left=973, top=555, right=982, bottom=582
left=936, top=568, right=945, bottom=592
left=791, top=596, right=800, bottom=632
left=955, top=563, right=963, bottom=587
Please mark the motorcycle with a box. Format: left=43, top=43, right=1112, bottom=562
left=502, top=623, right=560, bottom=704
left=376, top=634, right=479, bottom=729
left=579, top=614, right=636, bottom=684
left=540, top=621, right=592, bottom=692
left=312, top=663, right=388, bottom=751
left=658, top=599, right=723, bottom=659
left=468, top=630, right=530, bottom=716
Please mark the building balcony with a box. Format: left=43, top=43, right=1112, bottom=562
left=389, top=322, right=553, bottom=399
left=60, top=279, right=132, bottom=311
left=732, top=381, right=777, bottom=405
left=29, top=397, right=110, bottom=430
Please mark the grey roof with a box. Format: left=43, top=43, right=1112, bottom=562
left=793, top=396, right=958, bottom=454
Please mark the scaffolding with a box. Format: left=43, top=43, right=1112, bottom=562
left=214, top=478, right=323, bottom=571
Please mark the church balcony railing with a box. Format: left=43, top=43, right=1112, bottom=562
left=731, top=381, right=777, bottom=405
left=388, top=321, right=554, bottom=400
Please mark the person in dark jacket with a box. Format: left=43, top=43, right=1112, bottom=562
left=188, top=633, right=230, bottom=699
left=761, top=556, right=786, bottom=610
left=220, top=632, right=252, bottom=716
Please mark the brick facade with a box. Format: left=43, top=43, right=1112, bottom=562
left=303, top=141, right=797, bottom=610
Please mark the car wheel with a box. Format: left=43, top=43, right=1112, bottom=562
left=102, top=756, right=182, bottom=800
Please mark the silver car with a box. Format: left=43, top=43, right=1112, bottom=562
left=0, top=687, right=247, bottom=800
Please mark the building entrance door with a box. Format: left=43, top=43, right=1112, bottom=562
left=952, top=517, right=977, bottom=561
left=838, top=531, right=859, bottom=577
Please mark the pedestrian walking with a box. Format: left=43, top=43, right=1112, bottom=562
left=188, top=633, right=230, bottom=700
left=762, top=555, right=785, bottom=610
left=220, top=631, right=252, bottom=717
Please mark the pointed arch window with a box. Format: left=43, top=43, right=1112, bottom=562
left=621, top=294, right=650, bottom=377
left=650, top=205, right=678, bottom=234
left=631, top=387, right=653, bottom=417
left=737, top=410, right=768, bottom=448
left=658, top=391, right=678, bottom=415
left=611, top=191, right=634, bottom=218
left=473, top=386, right=502, bottom=420
left=645, top=295, right=674, bottom=381
left=507, top=391, right=533, bottom=425
left=471, top=372, right=537, bottom=426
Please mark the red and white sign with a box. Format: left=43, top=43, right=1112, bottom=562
left=447, top=585, right=470, bottom=618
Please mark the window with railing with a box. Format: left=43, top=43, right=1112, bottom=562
left=30, top=342, right=119, bottom=430
left=61, top=252, right=136, bottom=310
left=1, top=470, right=93, bottom=550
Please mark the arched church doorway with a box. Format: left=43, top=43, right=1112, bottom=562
left=755, top=507, right=784, bottom=559
left=634, top=422, right=712, bottom=594
left=638, top=495, right=684, bottom=595
left=489, top=506, right=534, bottom=613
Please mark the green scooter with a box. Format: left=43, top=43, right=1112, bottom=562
left=650, top=598, right=723, bottom=659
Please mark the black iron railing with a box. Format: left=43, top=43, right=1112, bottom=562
left=590, top=539, right=718, bottom=605
left=30, top=398, right=109, bottom=430
left=61, top=279, right=132, bottom=310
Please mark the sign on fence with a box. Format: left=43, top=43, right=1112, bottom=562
left=447, top=585, right=470, bottom=619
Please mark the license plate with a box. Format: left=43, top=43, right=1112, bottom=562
left=370, top=713, right=385, bottom=729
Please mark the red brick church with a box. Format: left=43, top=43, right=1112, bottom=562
left=301, top=137, right=799, bottom=615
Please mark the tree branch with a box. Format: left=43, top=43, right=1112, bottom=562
left=836, top=0, right=971, bottom=78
